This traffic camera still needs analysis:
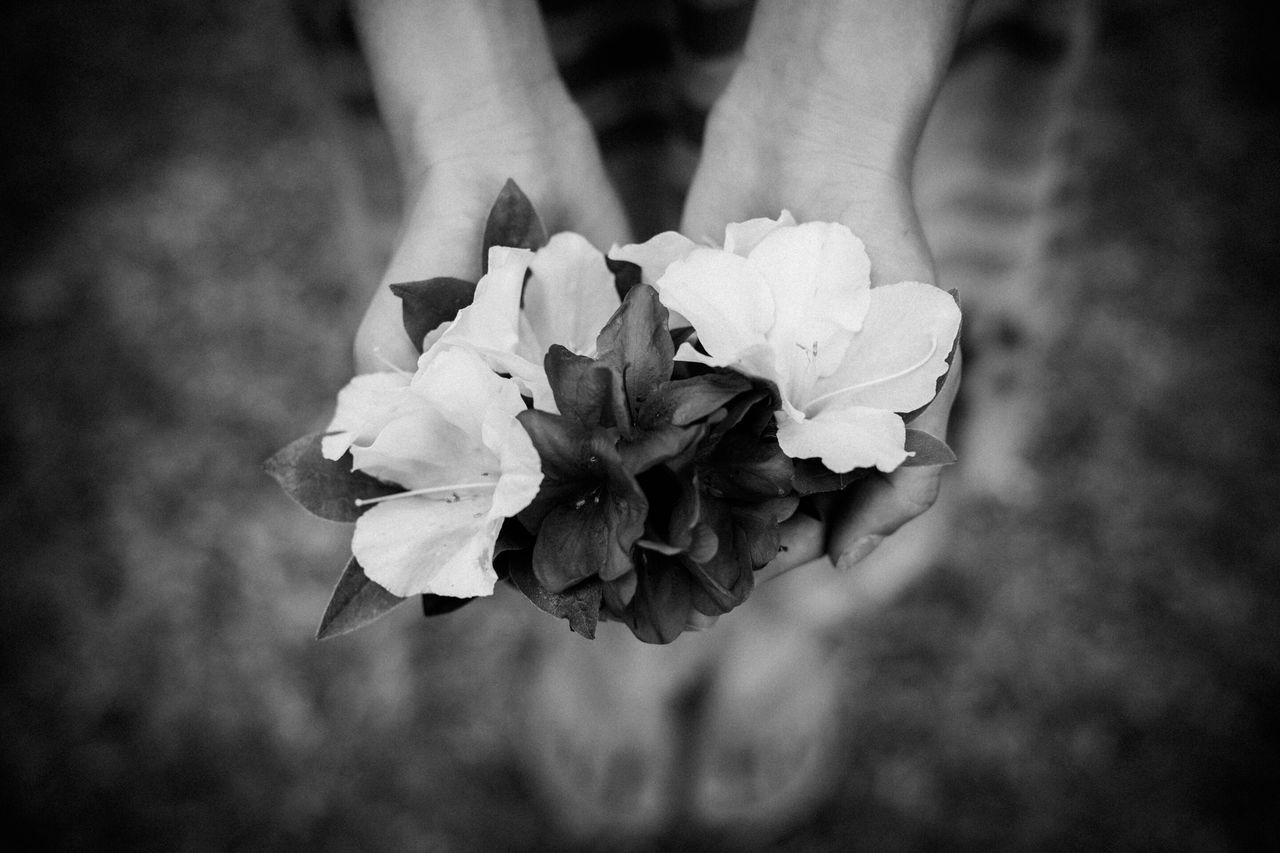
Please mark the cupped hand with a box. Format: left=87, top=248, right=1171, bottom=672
left=680, top=57, right=962, bottom=628
left=353, top=91, right=629, bottom=374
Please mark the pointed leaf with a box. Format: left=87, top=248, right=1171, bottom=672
left=901, top=429, right=958, bottom=467
left=389, top=276, right=477, bottom=354
left=506, top=551, right=602, bottom=639
left=265, top=433, right=399, bottom=522
left=316, top=557, right=407, bottom=639
left=605, top=256, right=642, bottom=300
left=482, top=179, right=548, bottom=271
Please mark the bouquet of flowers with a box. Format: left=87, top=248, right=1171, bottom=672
left=267, top=181, right=961, bottom=643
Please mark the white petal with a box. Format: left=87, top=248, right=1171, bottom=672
left=746, top=221, right=874, bottom=399
left=351, top=407, right=487, bottom=490
left=432, top=247, right=532, bottom=358
left=352, top=496, right=501, bottom=598
left=489, top=417, right=543, bottom=519
left=321, top=372, right=412, bottom=460
left=655, top=247, right=774, bottom=366
left=776, top=404, right=908, bottom=473
left=609, top=231, right=699, bottom=284
left=524, top=232, right=620, bottom=355
left=806, top=282, right=960, bottom=414
left=722, top=210, right=797, bottom=256
left=412, top=347, right=526, bottom=434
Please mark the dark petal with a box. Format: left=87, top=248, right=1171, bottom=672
left=544, top=345, right=621, bottom=429
left=595, top=284, right=675, bottom=418
left=506, top=549, right=602, bottom=639
left=315, top=557, right=407, bottom=640
left=619, top=423, right=705, bottom=476
left=388, top=276, right=477, bottom=354
left=482, top=179, right=548, bottom=272
left=622, top=551, right=693, bottom=644
left=265, top=433, right=400, bottom=523
left=516, top=409, right=594, bottom=481
left=640, top=371, right=753, bottom=428
left=421, top=594, right=473, bottom=617
left=705, top=431, right=794, bottom=501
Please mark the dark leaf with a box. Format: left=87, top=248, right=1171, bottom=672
left=482, top=178, right=548, bottom=271
left=791, top=458, right=872, bottom=495
left=265, top=433, right=399, bottom=522
left=316, top=557, right=407, bottom=639
left=421, top=594, right=474, bottom=617
left=605, top=255, right=642, bottom=301
left=507, top=551, right=602, bottom=639
left=595, top=284, right=674, bottom=422
left=389, top=276, right=476, bottom=354
left=901, top=429, right=958, bottom=467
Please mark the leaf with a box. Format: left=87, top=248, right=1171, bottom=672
left=316, top=557, right=408, bottom=639
left=903, top=288, right=961, bottom=424
left=605, top=256, right=642, bottom=300
left=791, top=458, right=871, bottom=495
left=506, top=551, right=603, bottom=639
left=595, top=284, right=675, bottom=422
left=901, top=429, right=958, bottom=467
left=482, top=179, right=548, bottom=271
left=389, top=276, right=477, bottom=354
left=264, top=433, right=399, bottom=522
left=421, top=593, right=474, bottom=617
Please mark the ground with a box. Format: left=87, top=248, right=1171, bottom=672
left=1, top=1, right=1278, bottom=850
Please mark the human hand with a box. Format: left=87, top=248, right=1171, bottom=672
left=679, top=0, right=969, bottom=625
left=350, top=0, right=629, bottom=373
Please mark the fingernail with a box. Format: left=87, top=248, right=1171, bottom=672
left=836, top=535, right=883, bottom=570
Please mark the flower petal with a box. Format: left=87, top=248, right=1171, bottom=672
left=746, top=222, right=873, bottom=397
left=487, top=415, right=544, bottom=519
left=352, top=495, right=501, bottom=597
left=321, top=371, right=412, bottom=460
left=655, top=247, right=775, bottom=367
left=412, top=347, right=525, bottom=434
left=431, top=246, right=532, bottom=360
left=609, top=231, right=699, bottom=285
left=775, top=404, right=908, bottom=473
left=722, top=210, right=797, bottom=256
left=351, top=406, right=486, bottom=490
left=806, top=282, right=961, bottom=414
left=523, top=232, right=620, bottom=357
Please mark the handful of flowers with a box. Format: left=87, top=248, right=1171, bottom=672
left=267, top=181, right=961, bottom=643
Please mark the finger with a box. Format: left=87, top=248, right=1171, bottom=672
left=825, top=349, right=962, bottom=568
left=754, top=511, right=828, bottom=585
left=353, top=192, right=487, bottom=375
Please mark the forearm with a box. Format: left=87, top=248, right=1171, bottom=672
left=735, top=0, right=972, bottom=176
left=351, top=0, right=570, bottom=182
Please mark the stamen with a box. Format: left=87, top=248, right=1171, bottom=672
left=372, top=346, right=413, bottom=376
left=355, top=481, right=496, bottom=507
left=802, top=339, right=939, bottom=415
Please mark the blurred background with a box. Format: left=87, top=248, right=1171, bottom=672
left=2, top=0, right=1278, bottom=849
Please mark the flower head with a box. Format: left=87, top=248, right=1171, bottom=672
left=618, top=217, right=960, bottom=473
left=322, top=348, right=542, bottom=598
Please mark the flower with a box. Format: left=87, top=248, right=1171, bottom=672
left=424, top=232, right=621, bottom=411
left=619, top=217, right=960, bottom=473
left=321, top=347, right=542, bottom=598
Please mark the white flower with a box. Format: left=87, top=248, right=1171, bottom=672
left=321, top=348, right=542, bottom=598
left=624, top=218, right=959, bottom=473
left=425, top=232, right=621, bottom=411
